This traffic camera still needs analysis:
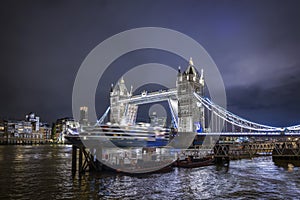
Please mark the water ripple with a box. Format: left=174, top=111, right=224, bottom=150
left=0, top=146, right=300, bottom=199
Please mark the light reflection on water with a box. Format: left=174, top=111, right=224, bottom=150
left=0, top=145, right=299, bottom=199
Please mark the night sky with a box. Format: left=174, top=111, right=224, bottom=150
left=1, top=0, right=300, bottom=127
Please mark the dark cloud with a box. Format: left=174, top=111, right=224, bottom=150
left=0, top=0, right=299, bottom=127
left=227, top=74, right=300, bottom=126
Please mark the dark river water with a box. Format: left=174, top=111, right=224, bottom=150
left=0, top=145, right=299, bottom=200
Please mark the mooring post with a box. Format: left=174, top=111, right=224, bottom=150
left=72, top=145, right=77, bottom=174
left=78, top=148, right=83, bottom=174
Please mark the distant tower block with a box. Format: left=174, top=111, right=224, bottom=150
left=26, top=112, right=40, bottom=131
left=79, top=106, right=88, bottom=125
left=110, top=77, right=132, bottom=124
left=177, top=57, right=205, bottom=132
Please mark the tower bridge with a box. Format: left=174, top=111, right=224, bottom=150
left=97, top=58, right=300, bottom=136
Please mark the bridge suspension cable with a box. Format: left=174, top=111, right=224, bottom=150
left=285, top=125, right=300, bottom=131
left=95, top=106, right=110, bottom=126
left=193, top=93, right=283, bottom=132
left=167, top=98, right=178, bottom=128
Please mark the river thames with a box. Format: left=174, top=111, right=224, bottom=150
left=0, top=145, right=299, bottom=199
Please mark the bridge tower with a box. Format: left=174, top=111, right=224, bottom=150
left=177, top=58, right=205, bottom=133
left=110, top=77, right=132, bottom=124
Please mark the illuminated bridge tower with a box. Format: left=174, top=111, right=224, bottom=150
left=110, top=77, right=137, bottom=125
left=177, top=58, right=205, bottom=133
left=110, top=77, right=129, bottom=124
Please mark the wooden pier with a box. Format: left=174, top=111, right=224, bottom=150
left=272, top=141, right=300, bottom=160
left=213, top=140, right=300, bottom=163
left=70, top=141, right=103, bottom=175
left=70, top=138, right=300, bottom=174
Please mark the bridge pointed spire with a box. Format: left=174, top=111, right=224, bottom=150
left=185, top=57, right=198, bottom=76
left=189, top=57, right=194, bottom=66
left=110, top=83, right=114, bottom=92
left=200, top=69, right=204, bottom=86
left=129, top=85, right=133, bottom=96
left=120, top=76, right=125, bottom=84
left=178, top=66, right=182, bottom=74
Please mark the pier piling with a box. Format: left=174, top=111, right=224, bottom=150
left=78, top=148, right=83, bottom=173
left=71, top=143, right=103, bottom=175
left=72, top=145, right=77, bottom=174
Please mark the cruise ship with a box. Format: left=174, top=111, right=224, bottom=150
left=66, top=122, right=170, bottom=148
left=66, top=77, right=174, bottom=148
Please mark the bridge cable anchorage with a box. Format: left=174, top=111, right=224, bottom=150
left=193, top=92, right=285, bottom=132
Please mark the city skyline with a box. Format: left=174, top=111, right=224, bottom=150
left=1, top=1, right=300, bottom=126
